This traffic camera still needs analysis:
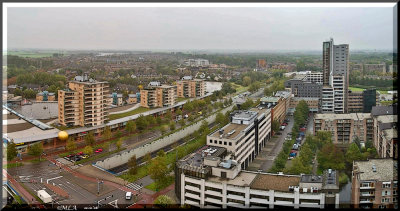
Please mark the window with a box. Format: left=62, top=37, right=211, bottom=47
left=214, top=140, right=217, bottom=144
left=382, top=183, right=391, bottom=188
left=224, top=142, right=227, bottom=146
left=209, top=140, right=212, bottom=143
left=219, top=141, right=222, bottom=145
left=229, top=142, right=232, bottom=146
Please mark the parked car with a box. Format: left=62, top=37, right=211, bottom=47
left=280, top=126, right=286, bottom=130
left=77, top=152, right=84, bottom=156
left=276, top=132, right=282, bottom=135
left=82, top=155, right=89, bottom=159
left=281, top=122, right=288, bottom=126
left=288, top=132, right=292, bottom=135
left=95, top=148, right=103, bottom=153
left=184, top=114, right=189, bottom=119
left=292, top=144, right=299, bottom=150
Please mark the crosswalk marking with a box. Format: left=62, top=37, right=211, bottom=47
left=126, top=183, right=143, bottom=191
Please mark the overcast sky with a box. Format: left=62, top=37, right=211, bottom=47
left=6, top=6, right=395, bottom=51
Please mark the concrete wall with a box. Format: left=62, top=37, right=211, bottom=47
left=95, top=105, right=234, bottom=170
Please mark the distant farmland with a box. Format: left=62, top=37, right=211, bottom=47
left=5, top=51, right=67, bottom=58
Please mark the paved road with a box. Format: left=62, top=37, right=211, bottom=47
left=246, top=115, right=294, bottom=172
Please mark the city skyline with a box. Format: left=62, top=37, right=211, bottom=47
left=5, top=5, right=395, bottom=51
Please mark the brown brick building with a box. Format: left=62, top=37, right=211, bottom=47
left=176, top=76, right=206, bottom=98
left=351, top=159, right=398, bottom=209
left=140, top=82, right=176, bottom=108
left=58, top=75, right=109, bottom=127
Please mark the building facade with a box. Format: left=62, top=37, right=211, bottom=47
left=371, top=106, right=398, bottom=159
left=127, top=94, right=138, bottom=104
left=351, top=159, right=398, bottom=209
left=322, top=38, right=349, bottom=113
left=58, top=75, right=109, bottom=127
left=140, top=82, right=177, bottom=108
left=175, top=105, right=339, bottom=209
left=176, top=76, right=206, bottom=98
left=314, top=113, right=373, bottom=144
left=290, top=97, right=320, bottom=113
left=260, top=97, right=286, bottom=124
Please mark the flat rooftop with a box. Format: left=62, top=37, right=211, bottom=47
left=260, top=96, right=280, bottom=103
left=354, top=159, right=397, bottom=181
left=376, top=115, right=397, bottom=124
left=314, top=113, right=371, bottom=121
left=232, top=110, right=258, bottom=121
left=250, top=173, right=301, bottom=192
left=208, top=171, right=257, bottom=187
left=180, top=145, right=226, bottom=168
left=211, top=123, right=249, bottom=140
left=300, top=175, right=323, bottom=183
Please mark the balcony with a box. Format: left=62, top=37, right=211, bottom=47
left=360, top=192, right=375, bottom=197
left=227, top=194, right=245, bottom=201
left=359, top=199, right=374, bottom=204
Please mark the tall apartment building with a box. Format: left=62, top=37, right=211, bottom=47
left=284, top=71, right=322, bottom=99
left=176, top=76, right=206, bottom=98
left=140, top=81, right=177, bottom=108
left=351, top=159, right=398, bottom=209
left=304, top=72, right=323, bottom=84
left=313, top=113, right=373, bottom=144
left=322, top=38, right=349, bottom=113
left=175, top=108, right=340, bottom=208
left=371, top=106, right=398, bottom=159
left=58, top=75, right=109, bottom=127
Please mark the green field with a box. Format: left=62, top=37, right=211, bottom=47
left=349, top=86, right=365, bottom=92
left=108, top=107, right=152, bottom=121
left=6, top=51, right=68, bottom=58
left=231, top=83, right=248, bottom=93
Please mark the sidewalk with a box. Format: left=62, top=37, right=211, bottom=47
left=3, top=169, right=41, bottom=206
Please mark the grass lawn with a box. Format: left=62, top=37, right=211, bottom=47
left=51, top=124, right=81, bottom=131
left=108, top=107, right=152, bottom=121
left=231, top=83, right=248, bottom=93
left=177, top=97, right=188, bottom=102
left=349, top=86, right=365, bottom=92
left=4, top=162, right=23, bottom=169
left=381, top=100, right=397, bottom=106
left=145, top=176, right=174, bottom=192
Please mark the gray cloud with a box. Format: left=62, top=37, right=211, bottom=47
left=7, top=6, right=394, bottom=51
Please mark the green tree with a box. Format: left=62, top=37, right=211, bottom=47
left=148, top=157, right=169, bottom=190
left=102, top=142, right=110, bottom=152
left=286, top=157, right=311, bottom=174
left=144, top=152, right=152, bottom=164
left=128, top=155, right=138, bottom=175
left=169, top=121, right=176, bottom=131
left=85, top=131, right=95, bottom=146
left=156, top=116, right=163, bottom=125
left=125, top=121, right=136, bottom=134
left=215, top=112, right=225, bottom=126
left=146, top=115, right=156, bottom=126
left=136, top=115, right=148, bottom=132
left=28, top=142, right=43, bottom=158
left=176, top=109, right=182, bottom=116
left=345, top=142, right=363, bottom=164
left=116, top=138, right=123, bottom=151
left=243, top=76, right=252, bottom=86
left=272, top=120, right=280, bottom=133
left=153, top=195, right=175, bottom=208
left=83, top=146, right=93, bottom=156
left=157, top=149, right=166, bottom=158
left=179, top=119, right=185, bottom=127
left=160, top=125, right=168, bottom=135
left=6, top=142, right=18, bottom=161
left=66, top=138, right=77, bottom=152
left=102, top=126, right=112, bottom=140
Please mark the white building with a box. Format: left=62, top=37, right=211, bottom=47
left=175, top=107, right=340, bottom=208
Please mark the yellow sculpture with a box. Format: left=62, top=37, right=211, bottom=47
left=58, top=131, right=68, bottom=141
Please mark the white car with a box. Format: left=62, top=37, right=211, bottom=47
left=126, top=192, right=132, bottom=200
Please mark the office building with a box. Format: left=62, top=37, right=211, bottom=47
left=314, top=113, right=373, bottom=144
left=275, top=91, right=292, bottom=115
left=140, top=81, right=177, bottom=108
left=304, top=72, right=323, bottom=84
left=256, top=59, right=267, bottom=71
left=322, top=38, right=350, bottom=113
left=176, top=76, right=206, bottom=98
left=58, top=75, right=109, bottom=127
left=260, top=97, right=286, bottom=124
left=36, top=91, right=56, bottom=102
left=175, top=105, right=340, bottom=209
left=284, top=79, right=322, bottom=98
left=351, top=159, right=398, bottom=209
left=371, top=106, right=398, bottom=159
